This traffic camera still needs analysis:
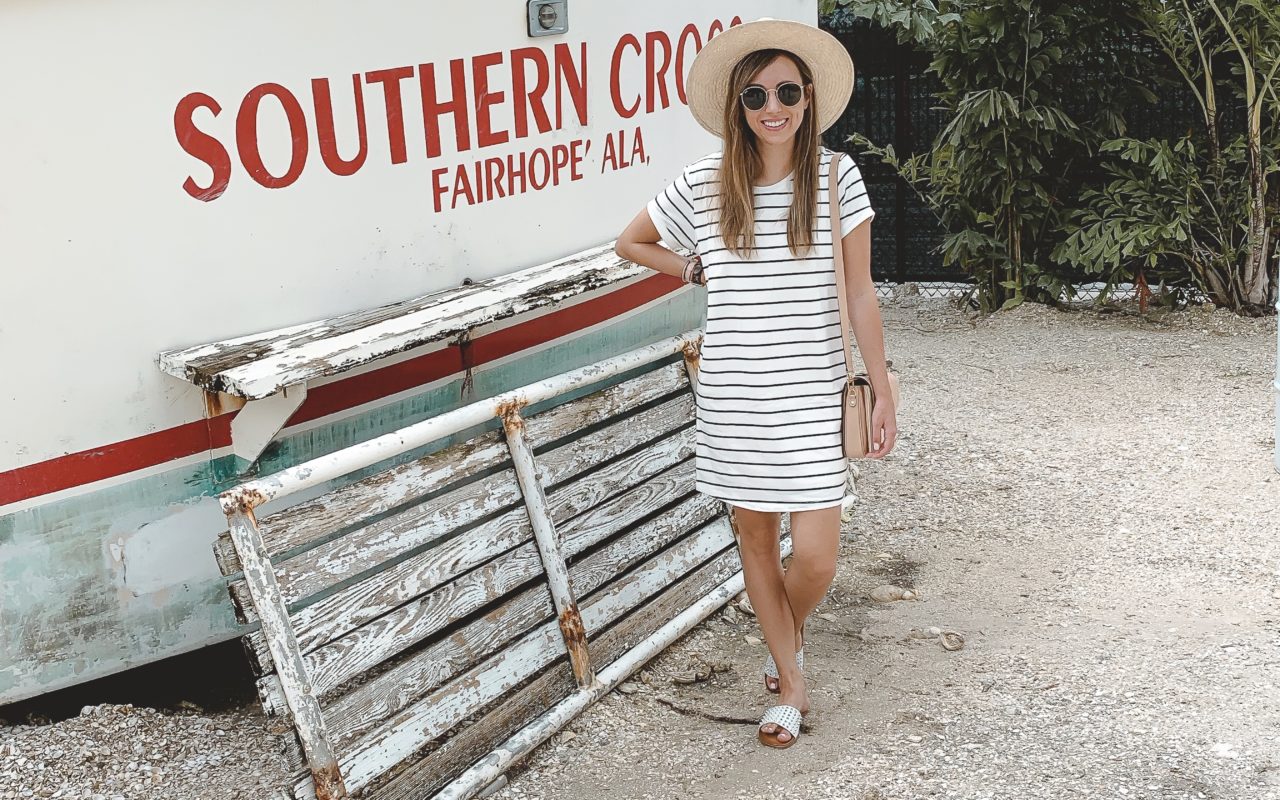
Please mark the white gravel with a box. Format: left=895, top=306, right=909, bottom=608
left=0, top=704, right=286, bottom=799
left=487, top=297, right=1280, bottom=800
left=2, top=295, right=1276, bottom=800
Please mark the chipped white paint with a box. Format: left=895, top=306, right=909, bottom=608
left=319, top=492, right=720, bottom=752
left=230, top=384, right=307, bottom=463
left=217, top=331, right=727, bottom=799
left=218, top=330, right=701, bottom=513
left=214, top=432, right=510, bottom=576
left=255, top=444, right=697, bottom=717
left=160, top=245, right=649, bottom=400
left=427, top=545, right=788, bottom=800
left=319, top=518, right=736, bottom=796
left=500, top=409, right=592, bottom=686
left=229, top=372, right=694, bottom=622
left=225, top=509, right=347, bottom=800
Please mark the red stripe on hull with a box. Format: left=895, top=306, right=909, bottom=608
left=0, top=275, right=681, bottom=506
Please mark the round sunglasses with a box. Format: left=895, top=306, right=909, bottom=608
left=739, top=81, right=807, bottom=112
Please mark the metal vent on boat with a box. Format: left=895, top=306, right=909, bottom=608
left=527, top=1, right=568, bottom=37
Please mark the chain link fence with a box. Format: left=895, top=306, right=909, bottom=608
left=821, top=14, right=1221, bottom=308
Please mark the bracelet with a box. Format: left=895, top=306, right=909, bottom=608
left=682, top=255, right=706, bottom=286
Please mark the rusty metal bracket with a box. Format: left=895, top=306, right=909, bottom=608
left=457, top=329, right=476, bottom=400
left=680, top=335, right=703, bottom=388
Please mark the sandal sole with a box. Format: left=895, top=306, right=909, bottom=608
left=758, top=729, right=798, bottom=749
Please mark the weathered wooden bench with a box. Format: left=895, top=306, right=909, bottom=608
left=157, top=241, right=656, bottom=463
left=213, top=330, right=797, bottom=800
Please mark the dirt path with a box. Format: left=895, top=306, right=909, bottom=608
left=3, top=297, right=1276, bottom=800
left=488, top=298, right=1280, bottom=800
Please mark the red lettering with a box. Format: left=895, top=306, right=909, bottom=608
left=450, top=163, right=475, bottom=208
left=508, top=150, right=527, bottom=195
left=708, top=19, right=725, bottom=39
left=511, top=47, right=552, bottom=138
left=420, top=59, right=472, bottom=158
left=485, top=157, right=507, bottom=199
left=236, top=83, right=308, bottom=189
left=645, top=31, right=673, bottom=113
left=601, top=130, right=620, bottom=173
left=610, top=35, right=642, bottom=119
left=312, top=75, right=369, bottom=177
left=569, top=138, right=586, bottom=182
left=631, top=126, right=647, bottom=165
left=674, top=24, right=703, bottom=105
left=174, top=92, right=231, bottom=202
left=431, top=166, right=450, bottom=212
left=365, top=66, right=415, bottom=165
left=553, top=43, right=588, bottom=128
left=551, top=143, right=569, bottom=185
left=529, top=147, right=551, bottom=190
left=426, top=139, right=589, bottom=212
left=472, top=52, right=509, bottom=148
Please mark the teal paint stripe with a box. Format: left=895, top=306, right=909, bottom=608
left=0, top=293, right=702, bottom=704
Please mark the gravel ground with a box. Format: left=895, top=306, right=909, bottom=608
left=0, top=704, right=286, bottom=799
left=2, top=295, right=1276, bottom=800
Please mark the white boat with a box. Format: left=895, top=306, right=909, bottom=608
left=0, top=0, right=812, bottom=704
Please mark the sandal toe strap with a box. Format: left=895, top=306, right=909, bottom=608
left=763, top=649, right=805, bottom=680
left=759, top=704, right=803, bottom=738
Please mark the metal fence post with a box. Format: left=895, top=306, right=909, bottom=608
left=499, top=404, right=595, bottom=688
left=225, top=506, right=348, bottom=800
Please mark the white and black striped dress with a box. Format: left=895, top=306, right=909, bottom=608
left=646, top=147, right=875, bottom=512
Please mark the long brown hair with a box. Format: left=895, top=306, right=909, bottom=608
left=718, top=49, right=821, bottom=259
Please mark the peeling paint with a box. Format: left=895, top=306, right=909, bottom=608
left=2, top=293, right=701, bottom=704
left=157, top=245, right=648, bottom=400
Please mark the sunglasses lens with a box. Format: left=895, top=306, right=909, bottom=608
left=741, top=87, right=767, bottom=111
left=778, top=83, right=803, bottom=106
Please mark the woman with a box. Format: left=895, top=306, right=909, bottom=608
left=614, top=18, right=898, bottom=749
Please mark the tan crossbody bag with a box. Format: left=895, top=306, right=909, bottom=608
left=828, top=152, right=901, bottom=458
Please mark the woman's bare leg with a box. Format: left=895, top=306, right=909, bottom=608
left=783, top=504, right=842, bottom=647
left=757, top=504, right=841, bottom=692
left=733, top=505, right=809, bottom=743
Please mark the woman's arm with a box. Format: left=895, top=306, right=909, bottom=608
left=841, top=219, right=898, bottom=457
left=615, top=210, right=695, bottom=280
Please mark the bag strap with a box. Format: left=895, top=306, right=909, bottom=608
left=828, top=151, right=857, bottom=387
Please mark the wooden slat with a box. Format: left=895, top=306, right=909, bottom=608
left=520, top=361, right=686, bottom=449
left=288, top=446, right=694, bottom=694
left=226, top=364, right=690, bottom=616
left=365, top=544, right=745, bottom=800
left=214, top=432, right=509, bottom=576
left=232, top=466, right=523, bottom=615
left=537, top=392, right=694, bottom=490
left=318, top=489, right=719, bottom=752
left=252, top=449, right=698, bottom=716
left=295, top=516, right=735, bottom=797
left=556, top=432, right=694, bottom=550
left=291, top=431, right=692, bottom=658
left=158, top=243, right=649, bottom=400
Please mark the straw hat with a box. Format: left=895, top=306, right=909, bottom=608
left=685, top=17, right=854, bottom=138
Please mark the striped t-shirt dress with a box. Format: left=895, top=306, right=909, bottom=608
left=646, top=146, right=875, bottom=512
